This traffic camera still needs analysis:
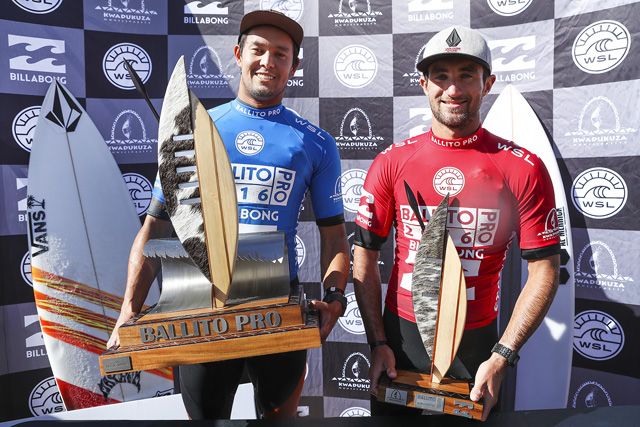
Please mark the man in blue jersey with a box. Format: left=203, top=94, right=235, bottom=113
left=108, top=10, right=349, bottom=420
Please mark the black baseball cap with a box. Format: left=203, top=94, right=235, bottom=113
left=238, top=10, right=304, bottom=48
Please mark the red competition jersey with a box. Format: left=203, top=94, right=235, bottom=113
left=355, top=128, right=560, bottom=329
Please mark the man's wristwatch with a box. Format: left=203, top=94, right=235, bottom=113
left=323, top=287, right=347, bottom=316
left=491, top=343, right=520, bottom=367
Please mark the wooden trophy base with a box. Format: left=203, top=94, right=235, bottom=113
left=100, top=286, right=319, bottom=375
left=377, top=370, right=483, bottom=420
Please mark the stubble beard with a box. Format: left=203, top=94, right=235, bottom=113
left=431, top=100, right=473, bottom=129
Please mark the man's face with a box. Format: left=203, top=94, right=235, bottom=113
left=419, top=58, right=494, bottom=132
left=234, top=26, right=298, bottom=107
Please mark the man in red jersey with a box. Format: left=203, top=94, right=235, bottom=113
left=353, top=26, right=560, bottom=420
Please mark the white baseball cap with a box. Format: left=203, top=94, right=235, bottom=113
left=416, top=26, right=492, bottom=74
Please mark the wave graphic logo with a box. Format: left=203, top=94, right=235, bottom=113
left=571, top=167, right=627, bottom=219
left=8, top=35, right=66, bottom=74
left=572, top=20, right=630, bottom=74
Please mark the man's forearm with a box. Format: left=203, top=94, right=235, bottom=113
left=353, top=245, right=386, bottom=343
left=319, top=224, right=349, bottom=291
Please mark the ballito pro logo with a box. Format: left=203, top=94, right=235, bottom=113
left=571, top=168, right=627, bottom=219
left=328, top=0, right=383, bottom=27
left=94, top=0, right=158, bottom=23
left=262, top=0, right=304, bottom=22
left=338, top=292, right=365, bottom=335
left=187, top=46, right=234, bottom=88
left=573, top=310, right=624, bottom=361
left=21, top=251, right=33, bottom=287
left=235, top=130, right=265, bottom=156
left=433, top=166, right=464, bottom=196
left=572, top=381, right=613, bottom=408
left=487, top=0, right=533, bottom=17
left=103, top=43, right=152, bottom=90
left=575, top=240, right=632, bottom=292
left=295, top=234, right=306, bottom=268
left=334, top=45, right=378, bottom=89
left=564, top=96, right=637, bottom=145
left=335, top=107, right=384, bottom=150
left=339, top=169, right=367, bottom=213
left=107, top=109, right=155, bottom=155
left=12, top=0, right=63, bottom=14
left=572, top=21, right=630, bottom=74
left=29, top=377, right=64, bottom=416
left=123, top=173, right=152, bottom=216
left=331, top=352, right=370, bottom=391
left=340, top=407, right=370, bottom=417
left=12, top=106, right=40, bottom=152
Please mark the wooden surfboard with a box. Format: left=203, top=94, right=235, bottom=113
left=157, top=56, right=238, bottom=307
left=484, top=84, right=574, bottom=410
left=27, top=81, right=173, bottom=410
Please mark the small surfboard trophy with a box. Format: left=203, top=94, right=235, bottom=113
left=376, top=187, right=483, bottom=420
left=99, top=57, right=320, bottom=375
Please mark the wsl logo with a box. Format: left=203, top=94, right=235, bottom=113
left=335, top=107, right=384, bottom=151
left=295, top=234, right=306, bottom=268
left=340, top=407, right=370, bottom=417
left=407, top=0, right=454, bottom=22
left=337, top=292, right=365, bottom=335
left=572, top=20, right=630, bottom=74
left=187, top=46, right=234, bottom=89
left=12, top=106, right=40, bottom=152
left=402, top=43, right=428, bottom=86
left=488, top=36, right=536, bottom=83
left=334, top=45, right=378, bottom=89
left=262, top=0, right=304, bottom=22
left=29, top=377, right=64, bottom=416
left=573, top=310, right=624, bottom=361
left=103, top=43, right=152, bottom=90
left=571, top=381, right=613, bottom=408
left=123, top=173, right=152, bottom=216
left=328, top=0, right=383, bottom=28
left=184, top=1, right=229, bottom=25
left=564, top=96, right=636, bottom=146
left=487, top=0, right=533, bottom=17
left=235, top=130, right=265, bottom=156
left=433, top=166, right=465, bottom=196
left=575, top=241, right=632, bottom=293
left=106, top=110, right=155, bottom=155
left=27, top=196, right=49, bottom=258
left=571, top=167, right=627, bottom=219
left=21, top=251, right=33, bottom=287
left=8, top=35, right=67, bottom=84
left=339, top=169, right=367, bottom=213
left=94, top=0, right=158, bottom=24
left=12, top=0, right=63, bottom=14
left=331, top=352, right=370, bottom=391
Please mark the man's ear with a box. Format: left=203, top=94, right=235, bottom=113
left=233, top=45, right=242, bottom=66
left=483, top=74, right=496, bottom=97
left=289, top=57, right=300, bottom=78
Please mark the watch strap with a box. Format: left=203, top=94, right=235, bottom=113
left=491, top=342, right=519, bottom=367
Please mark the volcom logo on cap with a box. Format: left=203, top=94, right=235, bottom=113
left=446, top=28, right=462, bottom=47
left=572, top=20, right=630, bottom=74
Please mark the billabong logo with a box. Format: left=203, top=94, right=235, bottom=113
left=331, top=351, right=370, bottom=391
left=571, top=168, right=627, bottom=219
left=262, top=0, right=304, bottom=21
left=99, top=372, right=141, bottom=399
left=335, top=107, right=384, bottom=150
left=24, top=314, right=46, bottom=359
left=27, top=196, right=49, bottom=258
left=328, top=0, right=382, bottom=27
left=407, top=0, right=454, bottom=22
left=21, top=251, right=32, bottom=287
left=288, top=47, right=304, bottom=87
left=340, top=169, right=367, bottom=213
left=409, top=107, right=432, bottom=137
left=187, top=46, right=234, bottom=89
left=340, top=407, right=370, bottom=417
left=29, top=377, right=64, bottom=416
left=433, top=166, right=464, bottom=196
left=183, top=1, right=229, bottom=25
left=17, top=177, right=28, bottom=222
left=94, top=0, right=158, bottom=24
left=572, top=21, right=630, bottom=74
left=12, top=106, right=40, bottom=152
left=106, top=110, right=155, bottom=155
left=575, top=241, right=633, bottom=292
left=571, top=380, right=613, bottom=408
left=334, top=45, right=378, bottom=89
left=295, top=234, right=306, bottom=268
left=487, top=0, right=533, bottom=16
left=123, top=173, right=152, bottom=216
left=564, top=96, right=637, bottom=146
left=8, top=35, right=67, bottom=84
left=338, top=292, right=365, bottom=335
left=573, top=310, right=624, bottom=361
left=235, top=130, right=265, bottom=156
left=488, top=36, right=536, bottom=82
left=12, top=0, right=63, bottom=14
left=103, top=43, right=152, bottom=90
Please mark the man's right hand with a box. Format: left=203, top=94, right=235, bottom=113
left=368, top=344, right=397, bottom=397
left=106, top=310, right=136, bottom=349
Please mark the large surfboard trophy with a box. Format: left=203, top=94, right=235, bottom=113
left=99, top=58, right=320, bottom=375
left=376, top=190, right=483, bottom=420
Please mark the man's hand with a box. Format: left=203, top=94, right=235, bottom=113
left=368, top=344, right=397, bottom=397
left=308, top=299, right=343, bottom=342
left=470, top=352, right=508, bottom=421
left=106, top=310, right=136, bottom=349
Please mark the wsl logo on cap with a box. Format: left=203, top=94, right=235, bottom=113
left=487, top=0, right=533, bottom=16
left=123, top=173, right=152, bottom=216
left=295, top=234, right=306, bottom=268
left=12, top=0, right=63, bottom=14
left=29, top=377, right=64, bottom=416
left=12, top=106, right=40, bottom=152
left=334, top=45, right=378, bottom=89
left=575, top=240, right=632, bottom=293
left=433, top=166, right=465, bottom=196
left=564, top=96, right=636, bottom=146
left=571, top=380, right=613, bottom=408
left=103, top=43, right=152, bottom=90
left=573, top=310, right=624, bottom=361
left=571, top=167, right=627, bottom=219
left=335, top=107, right=384, bottom=151
left=262, top=0, right=304, bottom=22
left=339, top=169, right=367, bottom=213
left=572, top=20, right=630, bottom=74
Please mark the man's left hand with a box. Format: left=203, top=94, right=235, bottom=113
left=470, top=352, right=508, bottom=421
left=308, top=299, right=343, bottom=342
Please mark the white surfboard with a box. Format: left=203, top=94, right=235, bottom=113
left=484, top=84, right=574, bottom=410
left=27, top=81, right=173, bottom=410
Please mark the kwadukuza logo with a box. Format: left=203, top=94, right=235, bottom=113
left=407, top=0, right=454, bottom=22
left=102, top=43, right=152, bottom=90
left=488, top=35, right=536, bottom=83
left=571, top=167, right=627, bottom=219
left=187, top=45, right=234, bottom=89
left=29, top=376, right=64, bottom=416
left=339, top=169, right=367, bottom=213
left=335, top=107, right=384, bottom=151
left=564, top=96, right=637, bottom=146
left=122, top=173, right=152, bottom=216
left=402, top=43, right=427, bottom=87
left=8, top=34, right=67, bottom=84
left=331, top=352, right=370, bottom=392
left=12, top=106, right=40, bottom=152
left=334, top=45, right=378, bottom=89
left=106, top=109, right=155, bottom=155
left=262, top=0, right=304, bottom=22
left=575, top=240, right=633, bottom=293
left=572, top=20, right=630, bottom=74
left=12, top=0, right=63, bottom=14
left=573, top=310, right=624, bottom=361
left=328, top=0, right=383, bottom=28
left=487, top=0, right=533, bottom=17
left=94, top=0, right=158, bottom=24
left=571, top=380, right=613, bottom=408
left=295, top=234, right=306, bottom=268
left=183, top=0, right=229, bottom=25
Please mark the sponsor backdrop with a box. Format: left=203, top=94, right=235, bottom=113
left=1, top=0, right=639, bottom=421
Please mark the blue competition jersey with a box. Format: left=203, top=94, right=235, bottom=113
left=151, top=99, right=344, bottom=278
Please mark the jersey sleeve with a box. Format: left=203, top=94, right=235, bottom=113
left=147, top=174, right=170, bottom=220
left=309, top=132, right=345, bottom=225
